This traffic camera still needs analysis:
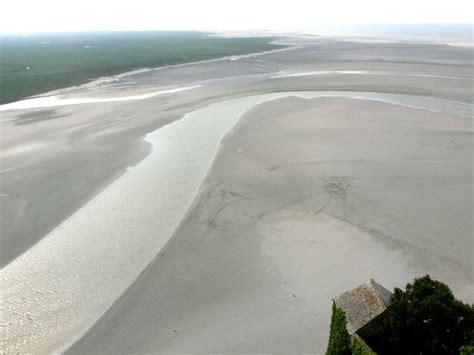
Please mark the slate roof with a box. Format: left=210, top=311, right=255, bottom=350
left=334, top=279, right=393, bottom=335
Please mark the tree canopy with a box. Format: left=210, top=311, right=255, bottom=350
left=367, top=275, right=474, bottom=354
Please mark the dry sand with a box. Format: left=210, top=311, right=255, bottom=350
left=0, top=36, right=473, bottom=353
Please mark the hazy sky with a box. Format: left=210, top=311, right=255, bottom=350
left=1, top=0, right=473, bottom=33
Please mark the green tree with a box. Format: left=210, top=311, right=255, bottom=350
left=369, top=275, right=474, bottom=354
left=326, top=302, right=352, bottom=355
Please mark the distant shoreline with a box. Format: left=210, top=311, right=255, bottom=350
left=0, top=31, right=283, bottom=105
left=3, top=28, right=471, bottom=105
left=18, top=45, right=298, bottom=104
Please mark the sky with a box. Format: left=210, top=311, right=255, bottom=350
left=1, top=0, right=473, bottom=33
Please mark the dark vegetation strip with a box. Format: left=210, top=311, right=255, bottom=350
left=0, top=31, right=281, bottom=104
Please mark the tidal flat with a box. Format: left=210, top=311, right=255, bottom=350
left=0, top=33, right=472, bottom=353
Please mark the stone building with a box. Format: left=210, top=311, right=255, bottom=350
left=334, top=279, right=393, bottom=339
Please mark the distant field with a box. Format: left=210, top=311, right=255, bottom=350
left=0, top=31, right=281, bottom=104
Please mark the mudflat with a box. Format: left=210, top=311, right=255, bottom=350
left=1, top=36, right=472, bottom=353
left=68, top=97, right=473, bottom=353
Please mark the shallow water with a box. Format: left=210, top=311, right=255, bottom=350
left=272, top=70, right=473, bottom=81
left=0, top=86, right=200, bottom=111
left=1, top=91, right=471, bottom=353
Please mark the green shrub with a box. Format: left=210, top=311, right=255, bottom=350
left=326, top=302, right=352, bottom=355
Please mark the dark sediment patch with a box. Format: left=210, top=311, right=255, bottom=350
left=14, top=109, right=64, bottom=125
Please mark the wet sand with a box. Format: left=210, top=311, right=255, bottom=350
left=1, top=37, right=473, bottom=353
left=68, top=97, right=473, bottom=354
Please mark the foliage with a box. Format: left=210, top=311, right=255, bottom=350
left=326, top=302, right=352, bottom=355
left=367, top=275, right=474, bottom=355
left=351, top=336, right=377, bottom=355
left=460, top=345, right=474, bottom=355
left=0, top=31, right=281, bottom=104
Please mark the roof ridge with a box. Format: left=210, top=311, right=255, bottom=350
left=369, top=278, right=387, bottom=308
